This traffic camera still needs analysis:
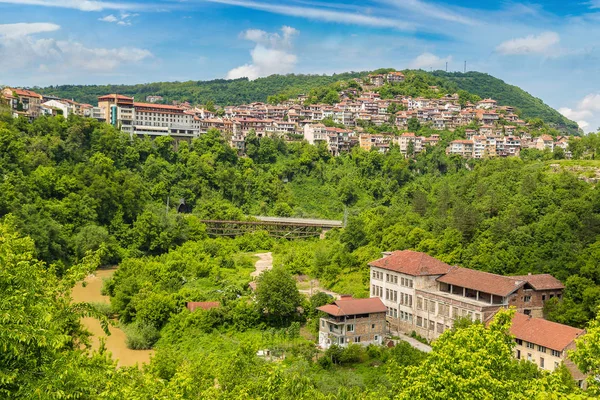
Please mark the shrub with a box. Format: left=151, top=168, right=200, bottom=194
left=124, top=322, right=160, bottom=350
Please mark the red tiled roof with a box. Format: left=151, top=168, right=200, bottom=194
left=134, top=102, right=184, bottom=111
left=317, top=297, right=386, bottom=316
left=186, top=301, right=220, bottom=312
left=98, top=94, right=133, bottom=101
left=437, top=267, right=525, bottom=297
left=511, top=274, right=564, bottom=291
left=369, top=250, right=452, bottom=276
left=12, top=88, right=42, bottom=98
left=510, top=312, right=584, bottom=351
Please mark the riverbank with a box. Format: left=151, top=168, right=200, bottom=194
left=71, top=267, right=153, bottom=367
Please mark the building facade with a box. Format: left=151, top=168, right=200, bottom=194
left=317, top=296, right=386, bottom=349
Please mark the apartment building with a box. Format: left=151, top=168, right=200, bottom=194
left=2, top=87, right=43, bottom=119
left=317, top=296, right=386, bottom=349
left=359, top=133, right=392, bottom=153
left=369, top=251, right=564, bottom=341
left=510, top=313, right=585, bottom=386
left=447, top=140, right=474, bottom=157
left=396, top=132, right=424, bottom=156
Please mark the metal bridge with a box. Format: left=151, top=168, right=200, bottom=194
left=199, top=216, right=343, bottom=239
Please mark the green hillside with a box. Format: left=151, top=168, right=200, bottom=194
left=431, top=71, right=579, bottom=133
left=34, top=69, right=578, bottom=134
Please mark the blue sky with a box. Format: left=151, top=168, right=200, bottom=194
left=0, top=0, right=599, bottom=132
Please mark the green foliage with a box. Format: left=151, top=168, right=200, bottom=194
left=255, top=266, right=302, bottom=324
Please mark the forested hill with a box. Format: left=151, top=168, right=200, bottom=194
left=35, top=72, right=367, bottom=106
left=431, top=71, right=579, bottom=133
left=34, top=69, right=578, bottom=133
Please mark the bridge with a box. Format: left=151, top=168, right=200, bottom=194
left=199, top=216, right=344, bottom=239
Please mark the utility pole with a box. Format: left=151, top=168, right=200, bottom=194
left=464, top=61, right=467, bottom=73
left=445, top=61, right=448, bottom=72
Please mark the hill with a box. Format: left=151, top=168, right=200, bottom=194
left=431, top=71, right=579, bottom=133
left=34, top=69, right=578, bottom=134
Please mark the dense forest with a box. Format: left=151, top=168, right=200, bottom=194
left=433, top=71, right=579, bottom=133
left=3, top=110, right=600, bottom=398
left=33, top=69, right=578, bottom=134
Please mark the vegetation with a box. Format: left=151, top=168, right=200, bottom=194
left=32, top=69, right=577, bottom=133
left=1, top=105, right=600, bottom=397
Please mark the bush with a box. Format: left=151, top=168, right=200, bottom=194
left=124, top=322, right=160, bottom=350
left=88, top=302, right=113, bottom=318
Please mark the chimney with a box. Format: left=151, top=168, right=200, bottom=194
left=382, top=251, right=393, bottom=258
left=339, top=294, right=353, bottom=300
left=528, top=272, right=532, bottom=276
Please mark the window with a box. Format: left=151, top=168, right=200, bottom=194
left=542, top=295, right=546, bottom=301
left=374, top=335, right=379, bottom=341
left=321, top=320, right=325, bottom=328
left=340, top=337, right=345, bottom=344
left=554, top=361, right=559, bottom=369
left=372, top=324, right=375, bottom=329
left=516, top=339, right=523, bottom=346
left=551, top=350, right=561, bottom=357
left=417, top=316, right=423, bottom=327
left=527, top=342, right=535, bottom=349
left=452, top=307, right=459, bottom=319
left=437, top=323, right=444, bottom=333
left=537, top=346, right=546, bottom=353
left=524, top=309, right=531, bottom=316
left=393, top=291, right=398, bottom=302
left=540, top=358, right=545, bottom=368
left=354, top=336, right=361, bottom=343
left=527, top=353, right=532, bottom=361
left=347, top=324, right=354, bottom=332
left=429, top=301, right=436, bottom=313
left=417, top=297, right=423, bottom=310
left=524, top=296, right=531, bottom=302
left=429, top=320, right=435, bottom=331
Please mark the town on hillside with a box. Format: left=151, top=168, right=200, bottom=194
left=1, top=71, right=575, bottom=159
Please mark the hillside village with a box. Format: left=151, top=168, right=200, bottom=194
left=1, top=71, right=576, bottom=159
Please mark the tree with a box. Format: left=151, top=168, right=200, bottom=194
left=408, top=117, right=421, bottom=132
left=571, top=307, right=600, bottom=395
left=255, top=266, right=302, bottom=324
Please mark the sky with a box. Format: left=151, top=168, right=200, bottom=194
left=0, top=0, right=599, bottom=132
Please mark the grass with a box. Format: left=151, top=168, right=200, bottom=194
left=326, top=270, right=369, bottom=298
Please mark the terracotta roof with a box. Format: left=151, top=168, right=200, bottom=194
left=186, top=301, right=220, bottom=312
left=510, top=312, right=584, bottom=351
left=134, top=102, right=184, bottom=111
left=98, top=94, right=133, bottom=101
left=13, top=88, right=42, bottom=98
left=437, top=267, right=525, bottom=297
left=511, top=274, right=564, bottom=291
left=369, top=250, right=452, bottom=276
left=317, top=297, right=386, bottom=316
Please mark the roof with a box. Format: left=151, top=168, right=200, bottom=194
left=317, top=297, right=386, bottom=316
left=98, top=94, right=133, bottom=101
left=437, top=267, right=525, bottom=297
left=510, top=312, right=584, bottom=352
left=369, top=250, right=452, bottom=276
left=13, top=88, right=42, bottom=98
left=511, top=274, right=564, bottom=291
left=186, top=301, right=221, bottom=312
left=134, top=102, right=185, bottom=111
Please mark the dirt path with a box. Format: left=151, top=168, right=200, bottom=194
left=251, top=252, right=273, bottom=278
left=71, top=268, right=153, bottom=367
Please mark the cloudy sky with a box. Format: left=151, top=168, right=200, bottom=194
left=0, top=0, right=599, bottom=132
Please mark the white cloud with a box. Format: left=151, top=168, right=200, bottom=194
left=205, top=0, right=415, bottom=30
left=99, top=12, right=136, bottom=25
left=496, top=31, right=559, bottom=55
left=408, top=52, right=452, bottom=70
left=559, top=94, right=600, bottom=133
left=0, top=24, right=152, bottom=73
left=226, top=26, right=299, bottom=80
left=0, top=0, right=141, bottom=11
left=587, top=1, right=600, bottom=9
left=0, top=22, right=60, bottom=37
left=377, top=0, right=477, bottom=25
left=99, top=14, right=118, bottom=22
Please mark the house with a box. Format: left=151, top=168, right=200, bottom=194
left=447, top=140, right=474, bottom=158
left=317, top=296, right=386, bottom=349
left=2, top=87, right=43, bottom=119
left=395, top=132, right=424, bottom=156
left=509, top=312, right=585, bottom=386
left=477, top=98, right=498, bottom=110
left=368, top=74, right=385, bottom=87
left=386, top=71, right=405, bottom=83
left=369, top=251, right=565, bottom=341
left=536, top=135, right=554, bottom=151
left=146, top=95, right=164, bottom=103
left=186, top=301, right=221, bottom=312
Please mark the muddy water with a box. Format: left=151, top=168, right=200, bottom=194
left=71, top=267, right=153, bottom=367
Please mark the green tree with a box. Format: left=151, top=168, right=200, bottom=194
left=255, top=266, right=302, bottom=324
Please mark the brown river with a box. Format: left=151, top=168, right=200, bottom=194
left=71, top=267, right=153, bottom=367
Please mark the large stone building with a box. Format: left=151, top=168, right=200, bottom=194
left=369, top=250, right=564, bottom=341
left=317, top=296, right=386, bottom=349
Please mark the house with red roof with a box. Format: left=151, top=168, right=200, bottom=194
left=509, top=312, right=586, bottom=386
left=2, top=87, right=43, bottom=118
left=317, top=295, right=386, bottom=349
left=186, top=301, right=221, bottom=312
